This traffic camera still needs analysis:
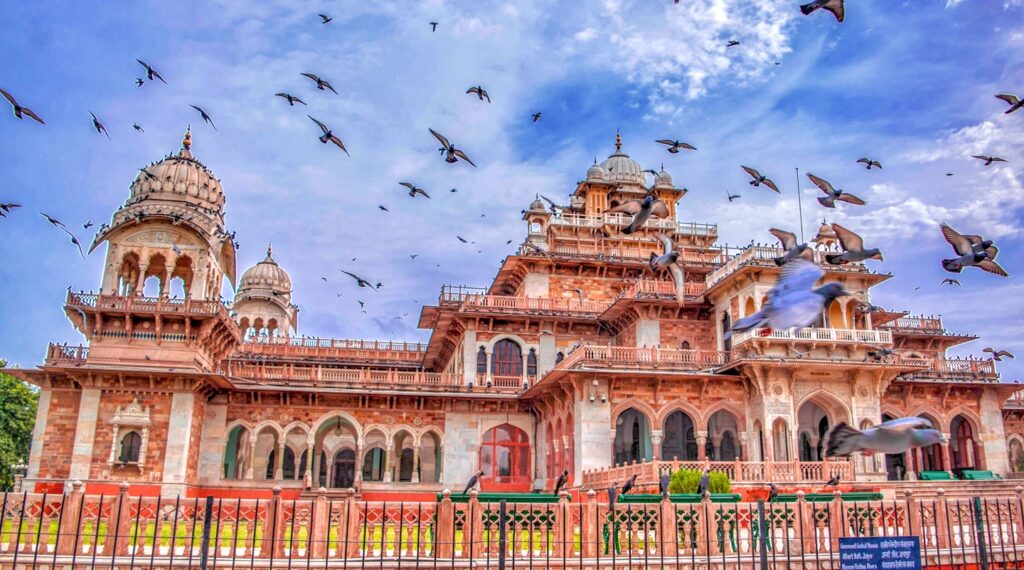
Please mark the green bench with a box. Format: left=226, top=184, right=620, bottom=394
left=920, top=470, right=954, bottom=481
left=773, top=492, right=882, bottom=503
left=961, top=470, right=1001, bottom=480
left=618, top=493, right=741, bottom=504
left=437, top=492, right=568, bottom=503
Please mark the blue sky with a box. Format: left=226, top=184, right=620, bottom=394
left=1, top=0, right=1022, bottom=379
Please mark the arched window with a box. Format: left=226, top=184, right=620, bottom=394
left=662, top=410, right=696, bottom=461
left=119, top=431, right=142, bottom=463
left=266, top=449, right=276, bottom=479
left=680, top=341, right=691, bottom=350
left=527, top=349, right=538, bottom=378
left=476, top=347, right=487, bottom=375
left=480, top=424, right=531, bottom=487
left=614, top=408, right=652, bottom=465
left=332, top=449, right=356, bottom=488
left=362, top=448, right=385, bottom=481
left=282, top=447, right=297, bottom=480
left=491, top=340, right=523, bottom=377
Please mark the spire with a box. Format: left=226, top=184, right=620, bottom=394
left=265, top=243, right=274, bottom=262
left=615, top=130, right=622, bottom=152
left=180, top=126, right=193, bottom=158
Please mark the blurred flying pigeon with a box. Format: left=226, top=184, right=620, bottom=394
left=553, top=468, right=569, bottom=496
left=606, top=195, right=669, bottom=234
left=318, top=13, right=333, bottom=24
left=399, top=182, right=430, bottom=199
left=462, top=470, right=485, bottom=495
left=341, top=270, right=379, bottom=290
left=532, top=112, right=542, bottom=122
left=190, top=105, right=216, bottom=130
left=825, top=417, right=945, bottom=458
left=309, top=115, right=349, bottom=156
left=726, top=259, right=848, bottom=339
left=800, top=0, right=844, bottom=22
left=856, top=158, right=882, bottom=170
left=430, top=128, right=476, bottom=167
left=430, top=21, right=439, bottom=32
left=275, top=93, right=306, bottom=106
left=466, top=85, right=490, bottom=102
left=90, top=112, right=110, bottom=139
left=1, top=88, right=45, bottom=124
left=996, top=93, right=1023, bottom=114
left=301, top=72, right=338, bottom=94
left=656, top=139, right=697, bottom=153
left=726, top=191, right=741, bottom=202
left=807, top=173, right=866, bottom=208
left=696, top=470, right=710, bottom=497
left=983, top=348, right=1015, bottom=361
left=825, top=224, right=883, bottom=264
left=972, top=155, right=1007, bottom=166
left=939, top=223, right=1006, bottom=276
left=941, top=278, right=961, bottom=287
left=651, top=233, right=685, bottom=304
left=136, top=59, right=166, bottom=84
left=741, top=166, right=780, bottom=192
left=726, top=40, right=740, bottom=47
left=769, top=228, right=813, bottom=266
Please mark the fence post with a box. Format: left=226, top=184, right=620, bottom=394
left=659, top=493, right=677, bottom=557
left=904, top=489, right=921, bottom=538
left=1014, top=486, right=1024, bottom=546
left=582, top=489, right=598, bottom=558
left=467, top=490, right=483, bottom=560
left=757, top=500, right=769, bottom=570
left=111, top=481, right=133, bottom=556
left=696, top=495, right=709, bottom=555
left=553, top=490, right=569, bottom=557
left=270, top=486, right=286, bottom=558
left=435, top=489, right=454, bottom=559
left=311, top=487, right=329, bottom=558
left=828, top=490, right=843, bottom=553
left=57, top=480, right=85, bottom=555
left=796, top=491, right=813, bottom=554
left=497, top=499, right=508, bottom=570
left=198, top=495, right=215, bottom=570
left=973, top=497, right=989, bottom=570
left=934, top=488, right=950, bottom=550
left=344, top=488, right=361, bottom=557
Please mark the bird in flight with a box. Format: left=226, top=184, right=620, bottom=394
left=800, top=0, right=844, bottom=22
left=0, top=203, right=22, bottom=218
left=466, top=85, right=490, bottom=102
left=807, top=173, right=866, bottom=208
left=1, top=88, right=45, bottom=124
left=826, top=418, right=944, bottom=458
left=741, top=166, right=780, bottom=192
left=83, top=221, right=94, bottom=230
left=996, top=93, right=1023, bottom=114
left=89, top=112, right=110, bottom=139
left=826, top=224, right=883, bottom=264
left=531, top=112, right=542, bottom=122
left=656, top=139, right=697, bottom=153
left=430, top=128, right=476, bottom=167
left=275, top=93, right=306, bottom=106
left=399, top=182, right=430, bottom=199
left=941, top=278, right=961, bottom=287
left=132, top=123, right=144, bottom=133
left=135, top=78, right=144, bottom=87
left=430, top=21, right=439, bottom=32
left=40, top=213, right=86, bottom=258
left=983, top=348, right=1015, bottom=361
left=939, top=223, right=1006, bottom=276
left=136, top=59, right=167, bottom=84
left=606, top=195, right=670, bottom=234
left=378, top=205, right=389, bottom=212
left=301, top=73, right=338, bottom=94
left=726, top=40, right=740, bottom=47
left=457, top=236, right=468, bottom=244
left=769, top=228, right=813, bottom=266
left=651, top=233, right=686, bottom=304
left=726, top=191, right=741, bottom=203
left=972, top=155, right=1007, bottom=166
left=856, top=158, right=882, bottom=170
left=318, top=13, right=332, bottom=24
left=341, top=270, right=379, bottom=290
left=308, top=116, right=349, bottom=155
left=190, top=105, right=217, bottom=130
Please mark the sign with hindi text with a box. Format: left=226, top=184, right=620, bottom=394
left=839, top=537, right=921, bottom=570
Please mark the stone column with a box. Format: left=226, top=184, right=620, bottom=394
left=161, top=392, right=196, bottom=497
left=696, top=431, right=708, bottom=461
left=275, top=442, right=285, bottom=480
left=412, top=445, right=422, bottom=483
left=574, top=390, right=612, bottom=475
left=809, top=436, right=820, bottom=461
left=305, top=443, right=315, bottom=487
left=26, top=388, right=52, bottom=483
left=69, top=388, right=102, bottom=483
left=940, top=438, right=952, bottom=472
left=197, top=395, right=227, bottom=485
left=651, top=430, right=663, bottom=461
left=354, top=441, right=364, bottom=484
left=909, top=448, right=922, bottom=481
left=711, top=435, right=723, bottom=461
left=738, top=431, right=749, bottom=461
left=383, top=443, right=394, bottom=483
left=462, top=330, right=477, bottom=386
left=245, top=435, right=258, bottom=479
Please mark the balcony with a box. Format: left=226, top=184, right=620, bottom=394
left=236, top=336, right=426, bottom=365
left=881, top=315, right=944, bottom=333
left=583, top=458, right=854, bottom=488
left=67, top=291, right=229, bottom=316
left=555, top=344, right=729, bottom=372
left=545, top=213, right=717, bottom=237
left=524, top=242, right=727, bottom=266
left=45, top=343, right=89, bottom=366
left=618, top=278, right=706, bottom=299
left=705, top=246, right=870, bottom=289
left=437, top=286, right=607, bottom=317
left=901, top=358, right=999, bottom=383
left=730, top=327, right=892, bottom=348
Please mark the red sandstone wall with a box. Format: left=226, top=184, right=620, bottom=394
left=186, top=396, right=207, bottom=482
left=89, top=391, right=173, bottom=482
left=659, top=319, right=717, bottom=350
left=36, top=389, right=81, bottom=481
left=548, top=275, right=626, bottom=303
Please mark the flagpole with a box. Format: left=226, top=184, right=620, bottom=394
left=795, top=167, right=805, bottom=242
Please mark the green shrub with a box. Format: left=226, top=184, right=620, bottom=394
left=667, top=469, right=731, bottom=494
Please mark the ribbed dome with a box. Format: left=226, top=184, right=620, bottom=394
left=654, top=167, right=673, bottom=188
left=586, top=160, right=607, bottom=182
left=599, top=134, right=645, bottom=186
left=528, top=196, right=547, bottom=212
left=814, top=221, right=837, bottom=241
left=131, top=129, right=225, bottom=212
left=238, top=246, right=292, bottom=295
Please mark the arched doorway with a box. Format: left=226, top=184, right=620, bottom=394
left=223, top=425, right=251, bottom=479
left=614, top=408, right=651, bottom=465
left=707, top=410, right=740, bottom=461
left=480, top=424, right=531, bottom=491
left=772, top=419, right=791, bottom=461
left=1010, top=439, right=1024, bottom=473
left=797, top=395, right=848, bottom=461
left=915, top=414, right=943, bottom=473
left=951, top=415, right=979, bottom=473
left=662, top=410, right=697, bottom=461
left=332, top=449, right=356, bottom=488
left=314, top=415, right=359, bottom=488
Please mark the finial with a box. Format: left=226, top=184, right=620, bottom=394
left=660, top=162, right=665, bottom=172
left=266, top=243, right=273, bottom=259
left=615, top=130, right=622, bottom=151
left=183, top=126, right=192, bottom=150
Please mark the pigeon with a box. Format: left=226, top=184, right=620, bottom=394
left=0, top=203, right=22, bottom=218
left=972, top=155, right=1007, bottom=166
left=430, top=21, right=439, bottom=32
left=946, top=172, right=954, bottom=176
left=866, top=345, right=895, bottom=360
left=189, top=105, right=216, bottom=130
left=138, top=168, right=158, bottom=182
left=726, top=40, right=740, bottom=47
left=658, top=473, right=671, bottom=498
left=800, top=0, right=844, bottom=22
left=650, top=233, right=686, bottom=304
left=132, top=123, right=144, bottom=133
left=941, top=278, right=961, bottom=286
left=539, top=195, right=563, bottom=213
left=532, top=112, right=542, bottom=122
left=553, top=468, right=569, bottom=495
left=767, top=482, right=779, bottom=502
left=696, top=470, right=710, bottom=497
left=300, top=73, right=338, bottom=94
left=768, top=228, right=813, bottom=266
left=825, top=224, right=883, bottom=264
left=40, top=213, right=85, bottom=258
left=824, top=474, right=841, bottom=487
left=399, top=182, right=430, bottom=199
left=939, top=223, right=1006, bottom=276
left=855, top=302, right=883, bottom=313
left=136, top=59, right=166, bottom=84
left=83, top=221, right=94, bottom=230
left=996, top=94, right=1023, bottom=114
left=429, top=128, right=476, bottom=167
left=807, top=173, right=866, bottom=208
left=451, top=188, right=458, bottom=193
left=726, top=192, right=741, bottom=203
left=983, top=348, right=1015, bottom=361
left=620, top=474, right=637, bottom=495
left=275, top=93, right=306, bottom=106
left=318, top=13, right=332, bottom=24
left=357, top=300, right=364, bottom=308
left=726, top=259, right=848, bottom=339
left=462, top=470, right=485, bottom=495
left=573, top=288, right=584, bottom=303
left=606, top=195, right=669, bottom=234
left=341, top=270, right=379, bottom=290
left=825, top=417, right=945, bottom=458
left=410, top=254, right=419, bottom=260
left=1, top=89, right=45, bottom=124
left=856, top=158, right=882, bottom=170
left=656, top=139, right=697, bottom=153
left=308, top=116, right=349, bottom=156
left=608, top=486, right=618, bottom=510
left=466, top=86, right=490, bottom=102
left=89, top=112, right=110, bottom=139
left=135, top=78, right=144, bottom=87
left=741, top=166, right=780, bottom=192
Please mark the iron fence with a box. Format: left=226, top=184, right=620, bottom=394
left=1, top=483, right=1023, bottom=568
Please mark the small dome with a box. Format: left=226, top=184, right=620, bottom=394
left=654, top=166, right=673, bottom=188
left=599, top=133, right=645, bottom=186
left=814, top=221, right=836, bottom=241
left=529, top=196, right=547, bottom=212
left=131, top=129, right=225, bottom=213
left=238, top=245, right=292, bottom=295
left=586, top=160, right=607, bottom=182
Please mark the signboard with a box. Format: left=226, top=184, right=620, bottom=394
left=839, top=537, right=921, bottom=570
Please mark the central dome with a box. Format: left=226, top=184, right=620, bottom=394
left=599, top=133, right=645, bottom=186
left=131, top=129, right=225, bottom=213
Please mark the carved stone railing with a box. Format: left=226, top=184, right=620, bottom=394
left=67, top=290, right=229, bottom=316
left=45, top=343, right=89, bottom=365
left=901, top=358, right=999, bottom=382
left=546, top=214, right=717, bottom=237
left=582, top=457, right=854, bottom=487
left=730, top=327, right=892, bottom=347
left=237, top=336, right=426, bottom=363
left=618, top=279, right=706, bottom=299
left=554, top=344, right=729, bottom=372
left=705, top=246, right=869, bottom=289
left=445, top=293, right=608, bottom=315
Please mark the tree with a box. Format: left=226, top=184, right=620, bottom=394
left=0, top=360, right=38, bottom=490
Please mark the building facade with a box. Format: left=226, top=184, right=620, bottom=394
left=15, top=131, right=1023, bottom=499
